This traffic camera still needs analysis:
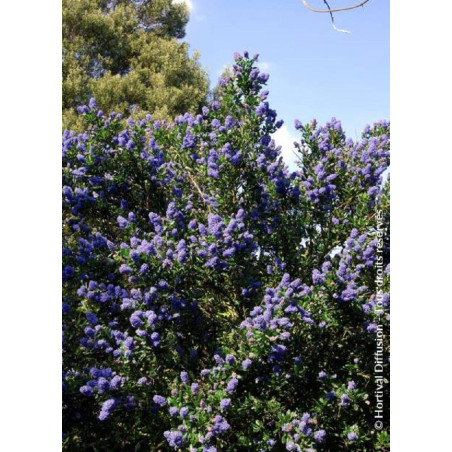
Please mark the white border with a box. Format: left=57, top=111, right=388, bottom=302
left=392, top=0, right=452, bottom=449
left=1, top=0, right=61, bottom=449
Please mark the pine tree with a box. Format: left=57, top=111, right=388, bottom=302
left=63, top=0, right=209, bottom=129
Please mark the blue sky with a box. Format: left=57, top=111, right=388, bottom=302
left=176, top=0, right=389, bottom=166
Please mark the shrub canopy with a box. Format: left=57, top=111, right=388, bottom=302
left=62, top=52, right=390, bottom=451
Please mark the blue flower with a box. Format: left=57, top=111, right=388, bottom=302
left=130, top=312, right=143, bottom=328
left=117, top=216, right=129, bottom=228
left=326, top=391, right=336, bottom=401
left=97, top=377, right=110, bottom=393
left=211, top=415, right=230, bottom=435
left=347, top=432, right=358, bottom=441
left=119, top=264, right=133, bottom=275
left=98, top=398, right=116, bottom=421
left=223, top=247, right=236, bottom=258
left=341, top=394, right=351, bottom=407
left=314, top=430, right=326, bottom=443
left=62, top=265, right=74, bottom=281
left=182, top=132, right=196, bottom=149
left=86, top=312, right=98, bottom=325
left=220, top=398, right=231, bottom=411
left=153, top=395, right=166, bottom=406
left=312, top=269, right=326, bottom=285
left=110, top=375, right=122, bottom=389
left=79, top=385, right=93, bottom=396
left=368, top=186, right=379, bottom=196
left=180, top=371, right=190, bottom=383
left=226, top=378, right=239, bottom=394
left=164, top=430, right=184, bottom=448
left=225, top=354, right=235, bottom=365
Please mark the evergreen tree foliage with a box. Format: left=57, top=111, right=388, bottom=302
left=63, top=0, right=209, bottom=129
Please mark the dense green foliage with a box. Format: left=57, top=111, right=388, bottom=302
left=63, top=53, right=390, bottom=451
left=63, top=0, right=209, bottom=130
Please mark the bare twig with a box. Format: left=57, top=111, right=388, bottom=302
left=301, top=0, right=370, bottom=13
left=322, top=0, right=351, bottom=33
left=301, top=0, right=371, bottom=33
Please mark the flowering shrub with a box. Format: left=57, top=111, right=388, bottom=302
left=62, top=52, right=390, bottom=451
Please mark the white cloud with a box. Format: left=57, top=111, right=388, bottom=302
left=172, top=0, right=193, bottom=12
left=272, top=125, right=300, bottom=170
left=257, top=61, right=272, bottom=72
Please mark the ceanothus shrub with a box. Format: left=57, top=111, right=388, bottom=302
left=62, top=52, right=390, bottom=451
